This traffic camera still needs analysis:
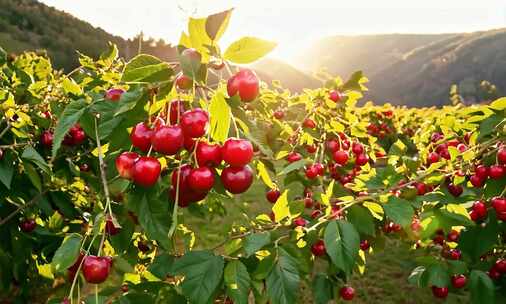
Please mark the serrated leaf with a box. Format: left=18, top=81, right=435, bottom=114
left=21, top=146, right=50, bottom=175
left=470, top=270, right=495, bottom=304
left=209, top=91, right=230, bottom=143
left=51, top=99, right=88, bottom=159
left=266, top=248, right=299, bottom=304
left=278, top=159, right=306, bottom=176
left=51, top=233, right=82, bottom=273
left=323, top=220, right=360, bottom=275
left=244, top=232, right=271, bottom=257
left=138, top=193, right=171, bottom=250
left=458, top=213, right=499, bottom=261
left=420, top=263, right=449, bottom=288
left=347, top=205, right=376, bottom=236
left=0, top=150, right=15, bottom=189
left=383, top=196, right=414, bottom=227
left=312, top=274, right=333, bottom=304
left=224, top=260, right=251, bottom=304
left=272, top=190, right=289, bottom=222
left=122, top=54, right=173, bottom=83
left=170, top=251, right=224, bottom=304
left=224, top=37, right=277, bottom=64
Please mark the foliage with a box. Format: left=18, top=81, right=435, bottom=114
left=0, top=8, right=505, bottom=304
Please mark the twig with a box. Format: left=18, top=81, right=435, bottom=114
left=0, top=191, right=47, bottom=226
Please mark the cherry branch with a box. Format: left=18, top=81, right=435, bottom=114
left=0, top=191, right=47, bottom=226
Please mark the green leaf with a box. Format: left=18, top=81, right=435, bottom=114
left=408, top=266, right=426, bottom=287
left=469, top=270, right=495, bottom=304
left=323, top=220, right=360, bottom=275
left=51, top=99, right=88, bottom=159
left=21, top=146, right=50, bottom=175
left=209, top=91, right=231, bottom=143
left=62, top=77, right=83, bottom=96
left=24, top=163, right=42, bottom=192
left=277, top=159, right=306, bottom=176
left=420, top=263, right=449, bottom=288
left=478, top=114, right=502, bottom=140
left=244, top=232, right=271, bottom=257
left=266, top=248, right=300, bottom=304
left=224, top=260, right=251, bottom=304
left=383, top=196, right=414, bottom=228
left=51, top=233, right=82, bottom=273
left=205, top=9, right=233, bottom=41
left=458, top=213, right=499, bottom=261
left=0, top=150, right=14, bottom=189
left=114, top=88, right=145, bottom=117
left=346, top=205, right=376, bottom=236
left=170, top=251, right=224, bottom=304
left=312, top=274, right=333, bottom=304
left=148, top=254, right=174, bottom=279
left=138, top=193, right=171, bottom=250
left=224, top=37, right=277, bottom=64
left=121, top=54, right=174, bottom=83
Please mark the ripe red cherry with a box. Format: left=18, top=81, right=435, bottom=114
left=266, top=189, right=281, bottom=203
left=105, top=215, right=120, bottom=235
left=180, top=108, right=209, bottom=138
left=175, top=73, right=193, bottom=90
left=488, top=267, right=502, bottom=280
left=171, top=164, right=193, bottom=192
left=305, top=165, right=319, bottom=179
left=491, top=197, right=506, bottom=212
left=105, top=88, right=124, bottom=101
left=351, top=142, right=364, bottom=155
left=168, top=99, right=185, bottom=125
left=498, top=148, right=506, bottom=164
left=333, top=150, right=349, bottom=165
left=326, top=138, right=340, bottom=152
left=67, top=251, right=85, bottom=280
left=489, top=165, right=505, bottom=179
left=222, top=138, right=253, bottom=167
left=82, top=255, right=112, bottom=284
left=339, top=286, right=355, bottom=301
left=293, top=217, right=307, bottom=227
left=360, top=240, right=370, bottom=251
left=447, top=230, right=460, bottom=242
left=355, top=153, right=369, bottom=166
left=188, top=167, right=215, bottom=192
left=79, top=164, right=90, bottom=172
left=303, top=118, right=316, bottom=129
left=40, top=130, right=54, bottom=148
left=494, top=259, right=506, bottom=273
left=64, top=125, right=86, bottom=146
left=427, top=152, right=440, bottom=164
left=130, top=122, right=153, bottom=152
left=475, top=165, right=489, bottom=179
left=19, top=218, right=36, bottom=233
left=286, top=152, right=302, bottom=163
left=470, top=201, right=487, bottom=221
left=431, top=286, right=448, bottom=299
left=273, top=110, right=284, bottom=119
left=457, top=143, right=467, bottom=152
left=470, top=174, right=485, bottom=188
left=115, top=152, right=139, bottom=180
left=132, top=157, right=161, bottom=187
left=196, top=142, right=222, bottom=167
left=431, top=132, right=444, bottom=142
left=414, top=182, right=428, bottom=195
left=151, top=125, right=184, bottom=155
left=329, top=90, right=343, bottom=102
left=447, top=183, right=463, bottom=197
left=227, top=69, right=259, bottom=102
left=184, top=136, right=196, bottom=151
left=306, top=144, right=317, bottom=154
left=221, top=165, right=253, bottom=194
left=311, top=240, right=326, bottom=256
left=451, top=275, right=467, bottom=289
left=448, top=249, right=461, bottom=260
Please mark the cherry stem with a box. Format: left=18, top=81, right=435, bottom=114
left=68, top=232, right=99, bottom=304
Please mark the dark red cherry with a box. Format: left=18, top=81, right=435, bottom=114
left=286, top=152, right=302, bottom=163
left=175, top=73, right=193, bottom=90
left=115, top=152, right=139, bottom=180
left=470, top=174, right=485, bottom=188
left=447, top=183, right=463, bottom=197
left=221, top=165, right=253, bottom=194
left=132, top=157, right=161, bottom=187
left=355, top=153, right=369, bottom=166
left=266, top=189, right=281, bottom=203
left=329, top=90, right=343, bottom=102
left=489, top=165, right=505, bottom=180
left=222, top=138, right=253, bottom=167
left=151, top=125, right=184, bottom=155
left=82, top=255, right=112, bottom=284
left=339, top=286, right=355, bottom=301
left=431, top=286, right=448, bottom=299
left=196, top=141, right=222, bottom=167
left=188, top=167, right=215, bottom=192
left=105, top=88, right=125, bottom=101
left=333, top=150, right=349, bottom=165
left=273, top=110, right=284, bottom=119
left=40, top=130, right=54, bottom=148
left=105, top=215, right=120, bottom=235
left=498, top=148, right=506, bottom=164
left=351, top=142, right=364, bottom=155
left=475, top=165, right=489, bottom=179
left=303, top=118, right=316, bottom=129
left=168, top=99, right=186, bottom=125
left=427, top=152, right=440, bottom=164
left=305, top=165, right=319, bottom=179
left=326, top=138, right=340, bottom=152
left=171, top=164, right=193, bottom=193
left=451, top=274, right=467, bottom=289
left=130, top=122, right=153, bottom=152
left=19, top=218, right=36, bottom=233
left=180, top=108, right=209, bottom=138
left=311, top=240, right=326, bottom=256
left=227, top=69, right=259, bottom=102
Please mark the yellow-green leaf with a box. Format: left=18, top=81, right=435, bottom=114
left=272, top=190, right=289, bottom=222
left=62, top=77, right=82, bottom=96
left=256, top=161, right=275, bottom=189
left=224, top=37, right=277, bottom=64
left=209, top=91, right=231, bottom=143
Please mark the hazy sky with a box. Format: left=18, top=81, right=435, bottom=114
left=40, top=0, right=506, bottom=63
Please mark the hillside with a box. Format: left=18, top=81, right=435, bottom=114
left=298, top=31, right=506, bottom=106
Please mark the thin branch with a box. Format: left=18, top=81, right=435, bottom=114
left=0, top=191, right=47, bottom=226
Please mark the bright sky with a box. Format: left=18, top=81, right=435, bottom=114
left=40, top=0, right=506, bottom=65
